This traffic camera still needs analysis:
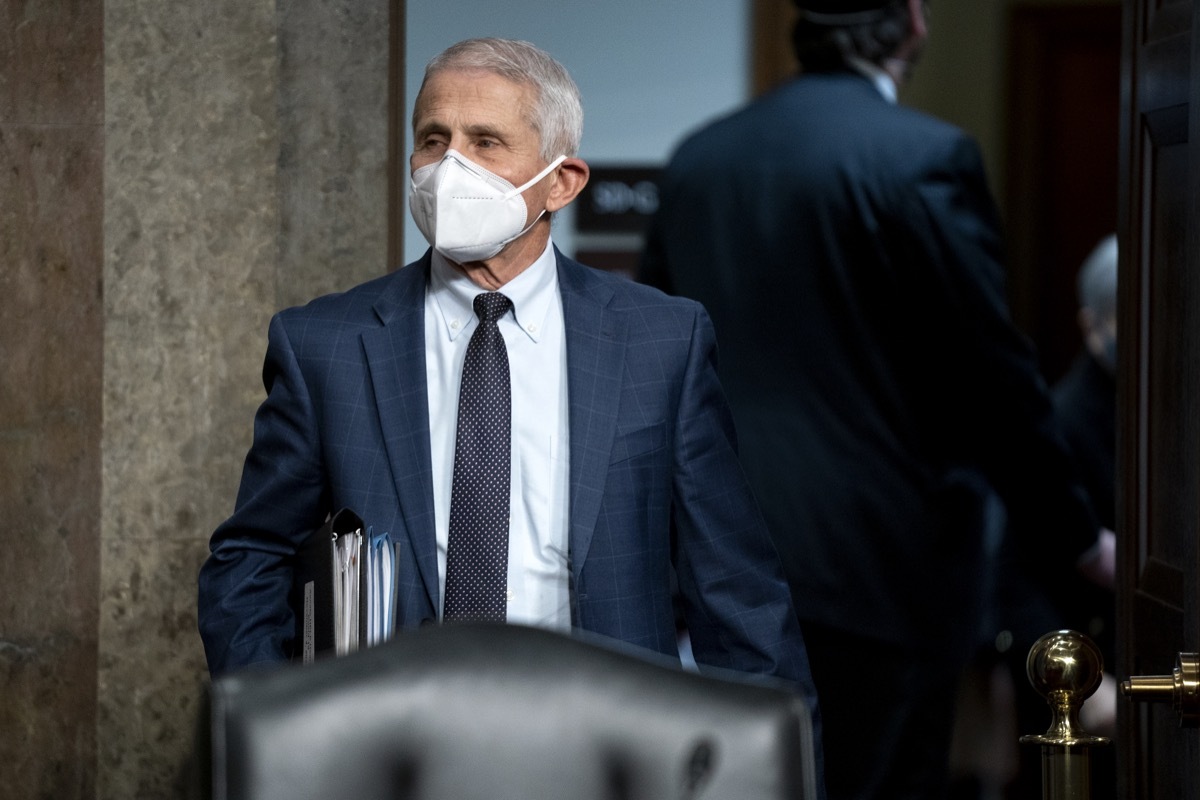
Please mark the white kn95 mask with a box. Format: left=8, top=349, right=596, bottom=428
left=409, top=150, right=567, bottom=263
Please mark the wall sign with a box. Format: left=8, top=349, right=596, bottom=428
left=575, top=166, right=662, bottom=234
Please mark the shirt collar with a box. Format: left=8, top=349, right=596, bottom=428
left=429, top=241, right=559, bottom=344
left=847, top=56, right=898, bottom=104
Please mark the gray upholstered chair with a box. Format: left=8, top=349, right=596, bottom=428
left=201, top=623, right=818, bottom=800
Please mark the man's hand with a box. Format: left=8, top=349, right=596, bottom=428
left=1080, top=671, right=1118, bottom=738
left=1077, top=528, right=1116, bottom=589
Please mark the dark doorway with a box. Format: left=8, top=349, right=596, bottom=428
left=1004, top=4, right=1122, bottom=383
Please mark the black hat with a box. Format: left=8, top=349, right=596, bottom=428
left=793, top=0, right=900, bottom=25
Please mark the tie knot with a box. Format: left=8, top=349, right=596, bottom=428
left=473, top=292, right=512, bottom=324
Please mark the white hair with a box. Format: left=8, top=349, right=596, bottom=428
left=1077, top=234, right=1118, bottom=317
left=416, top=38, right=583, bottom=161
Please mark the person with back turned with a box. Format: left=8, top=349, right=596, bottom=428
left=197, top=38, right=821, bottom=764
left=1000, top=234, right=1119, bottom=800
left=640, top=3, right=1113, bottom=798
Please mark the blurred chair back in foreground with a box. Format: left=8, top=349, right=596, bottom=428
left=201, top=623, right=818, bottom=800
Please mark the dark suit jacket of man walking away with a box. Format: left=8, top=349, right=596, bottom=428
left=641, top=3, right=1110, bottom=798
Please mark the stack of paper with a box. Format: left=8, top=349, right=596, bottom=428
left=366, top=529, right=400, bottom=647
left=292, top=508, right=401, bottom=663
left=332, top=528, right=362, bottom=656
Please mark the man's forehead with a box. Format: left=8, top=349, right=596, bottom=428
left=417, top=69, right=532, bottom=111
left=413, top=72, right=540, bottom=146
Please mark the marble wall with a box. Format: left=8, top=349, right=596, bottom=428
left=1, top=1, right=105, bottom=797
left=2, top=0, right=397, bottom=796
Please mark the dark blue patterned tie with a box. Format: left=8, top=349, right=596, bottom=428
left=443, top=292, right=513, bottom=623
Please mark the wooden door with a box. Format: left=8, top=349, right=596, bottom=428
left=1117, top=0, right=1200, bottom=797
left=1006, top=4, right=1121, bottom=384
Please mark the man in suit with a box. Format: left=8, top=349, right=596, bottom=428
left=1001, top=234, right=1119, bottom=800
left=640, top=2, right=1112, bottom=798
left=197, top=37, right=817, bottom=722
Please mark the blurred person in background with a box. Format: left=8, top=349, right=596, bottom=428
left=640, top=2, right=1114, bottom=798
left=999, top=233, right=1118, bottom=800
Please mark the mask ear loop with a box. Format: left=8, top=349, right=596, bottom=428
left=497, top=205, right=554, bottom=251
left=503, top=155, right=568, bottom=199
left=491, top=156, right=569, bottom=249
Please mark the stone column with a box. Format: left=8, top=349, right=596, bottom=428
left=0, top=2, right=105, bottom=797
left=1, top=0, right=398, bottom=795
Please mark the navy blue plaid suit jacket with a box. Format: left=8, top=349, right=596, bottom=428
left=198, top=248, right=815, bottom=706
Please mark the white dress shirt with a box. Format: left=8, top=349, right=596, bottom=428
left=425, top=242, right=571, bottom=629
left=848, top=56, right=898, bottom=104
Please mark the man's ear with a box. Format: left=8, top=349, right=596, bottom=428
left=907, top=0, right=927, bottom=40
left=885, top=0, right=928, bottom=85
left=546, top=158, right=590, bottom=213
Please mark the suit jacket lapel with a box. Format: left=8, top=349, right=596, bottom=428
left=357, top=251, right=625, bottom=612
left=361, top=256, right=440, bottom=610
left=558, top=251, right=624, bottom=584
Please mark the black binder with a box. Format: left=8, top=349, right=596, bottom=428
left=290, top=507, right=401, bottom=663
left=291, top=508, right=368, bottom=663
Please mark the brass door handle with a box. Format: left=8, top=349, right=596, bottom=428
left=1121, top=652, right=1200, bottom=726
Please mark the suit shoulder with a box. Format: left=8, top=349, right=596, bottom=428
left=671, top=72, right=972, bottom=166
left=275, top=268, right=408, bottom=330
left=576, top=269, right=713, bottom=348
left=885, top=104, right=977, bottom=160
left=568, top=257, right=705, bottom=314
left=266, top=266, right=424, bottom=364
left=606, top=269, right=698, bottom=307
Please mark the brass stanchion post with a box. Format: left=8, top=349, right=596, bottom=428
left=1019, top=630, right=1110, bottom=800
